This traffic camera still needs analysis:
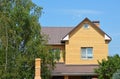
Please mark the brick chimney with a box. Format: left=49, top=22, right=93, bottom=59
left=34, top=58, right=41, bottom=79
left=92, top=21, right=100, bottom=27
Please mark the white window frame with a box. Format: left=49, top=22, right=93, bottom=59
left=81, top=47, right=93, bottom=59
left=84, top=23, right=89, bottom=29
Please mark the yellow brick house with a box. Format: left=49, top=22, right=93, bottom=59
left=41, top=18, right=111, bottom=79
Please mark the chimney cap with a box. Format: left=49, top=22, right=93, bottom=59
left=92, top=21, right=100, bottom=23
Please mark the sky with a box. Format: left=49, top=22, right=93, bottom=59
left=32, top=0, right=120, bottom=56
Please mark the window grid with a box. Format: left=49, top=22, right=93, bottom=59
left=84, top=23, right=89, bottom=29
left=81, top=47, right=93, bottom=59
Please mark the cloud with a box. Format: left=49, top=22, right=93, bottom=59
left=50, top=8, right=103, bottom=15
left=52, top=9, right=103, bottom=21
left=62, top=9, right=103, bottom=15
left=45, top=8, right=103, bottom=25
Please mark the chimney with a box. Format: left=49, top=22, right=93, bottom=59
left=92, top=21, right=100, bottom=27
left=34, top=58, right=41, bottom=79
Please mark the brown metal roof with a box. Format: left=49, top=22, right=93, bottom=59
left=41, top=18, right=111, bottom=45
left=52, top=63, right=98, bottom=76
left=41, top=27, right=73, bottom=45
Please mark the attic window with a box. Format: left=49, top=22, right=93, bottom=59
left=84, top=23, right=89, bottom=29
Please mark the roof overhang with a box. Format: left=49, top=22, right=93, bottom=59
left=62, top=35, right=69, bottom=41
left=52, top=63, right=98, bottom=76
left=52, top=72, right=97, bottom=76
left=62, top=34, right=111, bottom=41
left=104, top=34, right=111, bottom=41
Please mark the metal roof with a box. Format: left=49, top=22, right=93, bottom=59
left=52, top=63, right=98, bottom=76
left=41, top=27, right=73, bottom=45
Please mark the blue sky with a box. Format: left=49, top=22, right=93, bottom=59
left=32, top=0, right=120, bottom=56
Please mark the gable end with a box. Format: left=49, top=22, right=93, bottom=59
left=62, top=18, right=111, bottom=42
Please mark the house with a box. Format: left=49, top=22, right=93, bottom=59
left=41, top=18, right=111, bottom=79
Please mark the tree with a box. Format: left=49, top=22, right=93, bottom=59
left=95, top=54, right=120, bottom=79
left=112, top=69, right=120, bottom=79
left=0, top=0, right=58, bottom=79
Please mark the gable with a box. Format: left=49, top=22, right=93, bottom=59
left=41, top=18, right=111, bottom=45
left=62, top=18, right=111, bottom=42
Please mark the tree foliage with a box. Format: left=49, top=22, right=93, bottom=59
left=112, top=69, right=120, bottom=79
left=95, top=54, right=120, bottom=79
left=0, top=0, right=58, bottom=79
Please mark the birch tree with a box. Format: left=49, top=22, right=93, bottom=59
left=0, top=0, right=57, bottom=79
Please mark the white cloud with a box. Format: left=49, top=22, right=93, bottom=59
left=53, top=9, right=103, bottom=21
left=63, top=9, right=103, bottom=14
left=51, top=8, right=103, bottom=15
left=56, top=9, right=103, bottom=16
left=46, top=8, right=103, bottom=25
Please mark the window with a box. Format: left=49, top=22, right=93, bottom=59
left=84, top=23, right=89, bottom=29
left=50, top=48, right=60, bottom=61
left=51, top=48, right=60, bottom=53
left=81, top=47, right=93, bottom=59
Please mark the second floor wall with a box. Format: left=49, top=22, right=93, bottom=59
left=42, top=18, right=111, bottom=65
left=65, top=20, right=109, bottom=65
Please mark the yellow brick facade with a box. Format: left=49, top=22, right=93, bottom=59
left=42, top=18, right=111, bottom=79
left=49, top=19, right=110, bottom=65
left=65, top=20, right=108, bottom=64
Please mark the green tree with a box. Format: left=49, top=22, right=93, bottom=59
left=0, top=0, right=58, bottom=79
left=112, top=69, right=120, bottom=79
left=95, top=54, right=120, bottom=79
